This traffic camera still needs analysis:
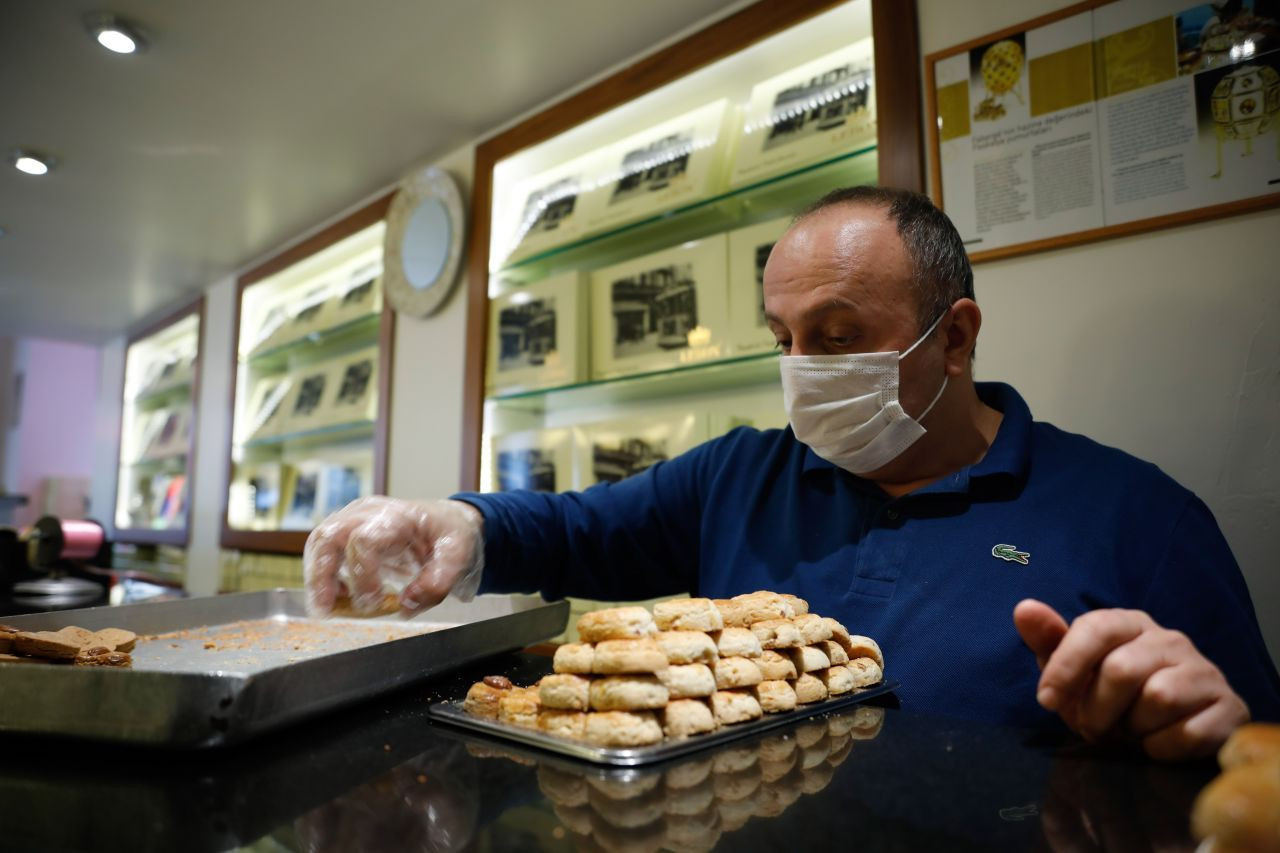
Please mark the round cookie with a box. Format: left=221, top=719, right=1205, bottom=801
left=552, top=642, right=594, bottom=674
left=576, top=606, right=657, bottom=643
left=592, top=638, right=668, bottom=675
left=755, top=679, right=798, bottom=713
left=820, top=639, right=849, bottom=666
left=662, top=698, right=717, bottom=738
left=711, top=627, right=763, bottom=659
left=789, top=644, right=831, bottom=673
left=539, top=673, right=592, bottom=710
left=730, top=592, right=795, bottom=623
left=653, top=598, right=724, bottom=632
left=793, top=673, right=828, bottom=704
left=712, top=656, right=763, bottom=689
left=756, top=649, right=797, bottom=681
left=583, top=710, right=663, bottom=747
left=589, top=675, right=670, bottom=711
left=820, top=665, right=855, bottom=695
left=497, top=686, right=541, bottom=728
left=792, top=613, right=833, bottom=645
left=710, top=690, right=763, bottom=725
left=711, top=598, right=752, bottom=628
left=654, top=630, right=717, bottom=665
left=750, top=618, right=802, bottom=650
left=463, top=681, right=509, bottom=718
left=846, top=657, right=884, bottom=687
left=845, top=635, right=884, bottom=669
left=537, top=708, right=587, bottom=740
left=661, top=663, right=716, bottom=699
left=778, top=593, right=809, bottom=615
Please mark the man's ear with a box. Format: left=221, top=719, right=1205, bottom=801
left=945, top=298, right=981, bottom=373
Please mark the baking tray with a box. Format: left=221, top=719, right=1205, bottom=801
left=0, top=589, right=568, bottom=749
left=428, top=680, right=898, bottom=766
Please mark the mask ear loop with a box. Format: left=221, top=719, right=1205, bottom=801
left=901, top=307, right=951, bottom=423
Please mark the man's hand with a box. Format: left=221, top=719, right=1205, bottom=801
left=303, top=497, right=484, bottom=616
left=1014, top=599, right=1250, bottom=760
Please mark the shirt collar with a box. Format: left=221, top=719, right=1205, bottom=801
left=798, top=381, right=1032, bottom=495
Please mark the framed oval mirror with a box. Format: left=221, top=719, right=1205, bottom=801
left=383, top=167, right=467, bottom=318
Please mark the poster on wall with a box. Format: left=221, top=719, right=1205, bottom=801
left=573, top=414, right=707, bottom=488
left=490, top=428, right=573, bottom=493
left=928, top=0, right=1280, bottom=261
left=486, top=272, right=586, bottom=395
left=726, top=217, right=791, bottom=355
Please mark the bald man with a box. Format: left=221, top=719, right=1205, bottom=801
left=305, top=186, right=1279, bottom=759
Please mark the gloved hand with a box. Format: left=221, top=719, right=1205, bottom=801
left=303, top=496, right=485, bottom=617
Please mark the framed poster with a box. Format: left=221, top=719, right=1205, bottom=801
left=927, top=0, right=1280, bottom=263
left=572, top=413, right=707, bottom=488
left=490, top=428, right=573, bottom=493
left=324, top=347, right=379, bottom=426
left=730, top=40, right=877, bottom=187
left=487, top=272, right=586, bottom=395
left=242, top=376, right=292, bottom=442
left=495, top=151, right=606, bottom=268
left=590, top=234, right=730, bottom=380
left=327, top=263, right=383, bottom=328
left=315, top=455, right=374, bottom=518
left=278, top=363, right=332, bottom=434
left=726, top=217, right=791, bottom=355
left=585, top=100, right=732, bottom=233
left=281, top=460, right=323, bottom=530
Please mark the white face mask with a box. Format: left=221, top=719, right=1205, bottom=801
left=779, top=312, right=948, bottom=475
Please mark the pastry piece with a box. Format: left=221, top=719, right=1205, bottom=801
left=791, top=613, right=833, bottom=645
left=661, top=663, right=716, bottom=699
left=539, top=673, right=591, bottom=710
left=1191, top=761, right=1280, bottom=852
left=576, top=606, right=656, bottom=643
left=592, top=638, right=668, bottom=675
left=730, top=592, right=795, bottom=623
left=589, top=675, right=669, bottom=711
left=846, top=657, right=884, bottom=687
left=845, top=635, right=884, bottom=669
left=583, top=710, right=663, bottom=747
left=11, top=630, right=81, bottom=660
left=710, top=689, right=763, bottom=725
left=56, top=626, right=98, bottom=648
left=537, top=708, right=587, bottom=740
left=662, top=698, right=717, bottom=738
left=710, top=627, right=762, bottom=659
left=749, top=618, right=802, bottom=650
left=331, top=591, right=402, bottom=617
left=653, top=598, right=723, bottom=632
left=756, top=649, right=797, bottom=681
left=74, top=648, right=132, bottom=668
left=463, top=676, right=513, bottom=718
left=793, top=672, right=828, bottom=704
left=822, top=617, right=851, bottom=647
left=90, top=627, right=138, bottom=653
left=711, top=598, right=752, bottom=628
left=712, top=656, right=763, bottom=689
left=1219, top=722, right=1280, bottom=769
left=820, top=639, right=849, bottom=666
left=755, top=679, right=798, bottom=713
left=789, top=644, right=831, bottom=673
left=821, top=665, right=855, bottom=695
left=778, top=593, right=809, bottom=615
left=653, top=630, right=717, bottom=665
left=552, top=642, right=594, bottom=674
left=497, top=686, right=540, bottom=728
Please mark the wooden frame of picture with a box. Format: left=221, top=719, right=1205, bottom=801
left=726, top=216, right=791, bottom=355
left=487, top=272, right=587, bottom=395
left=590, top=233, right=730, bottom=380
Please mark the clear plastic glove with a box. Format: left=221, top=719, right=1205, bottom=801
left=303, top=496, right=484, bottom=617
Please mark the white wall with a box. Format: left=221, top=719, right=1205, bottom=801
left=918, top=0, right=1280, bottom=660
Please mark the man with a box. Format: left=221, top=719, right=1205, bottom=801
left=305, top=186, right=1279, bottom=759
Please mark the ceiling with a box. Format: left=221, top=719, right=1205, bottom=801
left=0, top=0, right=742, bottom=343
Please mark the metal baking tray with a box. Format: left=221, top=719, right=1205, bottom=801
left=428, top=680, right=898, bottom=766
left=0, top=589, right=568, bottom=749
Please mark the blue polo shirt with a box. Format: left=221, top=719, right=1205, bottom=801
left=456, top=382, right=1280, bottom=727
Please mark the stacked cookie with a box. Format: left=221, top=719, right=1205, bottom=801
left=463, top=592, right=885, bottom=748
left=0, top=624, right=136, bottom=667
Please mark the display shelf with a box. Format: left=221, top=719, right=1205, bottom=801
left=242, top=419, right=375, bottom=450
left=132, top=382, right=193, bottom=411
left=246, top=312, right=381, bottom=370
left=496, top=145, right=878, bottom=284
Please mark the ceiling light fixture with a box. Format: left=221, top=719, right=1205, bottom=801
left=84, top=12, right=146, bottom=54
left=11, top=150, right=53, bottom=176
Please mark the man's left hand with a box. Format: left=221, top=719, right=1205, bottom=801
left=1014, top=599, right=1250, bottom=760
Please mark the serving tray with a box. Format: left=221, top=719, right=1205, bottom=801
left=428, top=680, right=898, bottom=766
left=0, top=589, right=568, bottom=748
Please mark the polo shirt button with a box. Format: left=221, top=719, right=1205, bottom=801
left=886, top=509, right=900, bottom=520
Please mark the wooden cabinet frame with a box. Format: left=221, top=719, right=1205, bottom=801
left=460, top=0, right=925, bottom=489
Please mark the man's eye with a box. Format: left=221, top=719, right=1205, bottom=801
left=827, top=336, right=858, bottom=348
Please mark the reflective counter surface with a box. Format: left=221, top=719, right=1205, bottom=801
left=0, top=653, right=1215, bottom=852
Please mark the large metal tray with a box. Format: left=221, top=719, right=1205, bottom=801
left=429, top=680, right=898, bottom=766
left=0, top=589, right=568, bottom=748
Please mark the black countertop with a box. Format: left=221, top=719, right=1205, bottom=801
left=0, top=653, right=1215, bottom=853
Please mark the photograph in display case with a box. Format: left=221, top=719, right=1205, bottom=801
left=487, top=272, right=585, bottom=395
left=573, top=413, right=706, bottom=488
left=326, top=348, right=379, bottom=426
left=327, top=263, right=382, bottom=328
left=281, top=461, right=322, bottom=530
left=727, top=217, right=790, bottom=355
left=280, top=456, right=372, bottom=529
left=590, top=234, right=730, bottom=380
left=137, top=351, right=195, bottom=398
left=243, top=376, right=292, bottom=442
left=142, top=408, right=190, bottom=460
left=730, top=40, right=876, bottom=186
left=491, top=428, right=573, bottom=493
left=228, top=461, right=289, bottom=530
left=498, top=151, right=604, bottom=266
left=279, top=365, right=331, bottom=434
left=586, top=99, right=731, bottom=233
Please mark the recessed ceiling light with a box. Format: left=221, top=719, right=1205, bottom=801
left=84, top=12, right=146, bottom=55
left=12, top=151, right=53, bottom=176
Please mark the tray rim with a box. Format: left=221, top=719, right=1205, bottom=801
left=428, top=679, right=898, bottom=767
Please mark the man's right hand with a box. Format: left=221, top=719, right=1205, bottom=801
left=303, top=496, right=485, bottom=616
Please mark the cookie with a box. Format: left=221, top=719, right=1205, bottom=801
left=654, top=630, right=717, bottom=665
left=846, top=657, right=883, bottom=687
left=845, top=635, right=884, bottom=669
left=331, top=591, right=401, bottom=617
left=661, top=698, right=717, bottom=738
left=821, top=665, right=855, bottom=695
left=537, top=708, right=587, bottom=740
left=793, top=672, right=828, bottom=704
left=11, top=630, right=81, bottom=660
left=589, top=675, right=669, bottom=711
left=710, top=627, right=762, bottom=659
left=756, top=649, right=797, bottom=681
left=712, top=656, right=763, bottom=689
left=539, top=673, right=591, bottom=710
left=820, top=639, right=849, bottom=666
left=789, top=644, right=831, bottom=673
left=576, top=607, right=656, bottom=643
left=729, top=592, right=795, bottom=623
left=91, top=627, right=138, bottom=653
left=755, top=679, right=798, bottom=713
left=552, top=642, right=594, bottom=674
left=653, top=598, right=723, bottom=632
left=497, top=686, right=540, bottom=728
left=749, top=618, right=802, bottom=650
left=73, top=650, right=132, bottom=668
left=711, top=598, right=752, bottom=628
left=791, top=613, right=833, bottom=645
left=463, top=679, right=510, bottom=718
left=592, top=638, right=668, bottom=675
left=661, top=663, right=716, bottom=699
left=778, top=593, right=809, bottom=615
left=710, top=689, right=763, bottom=725
left=583, top=710, right=663, bottom=747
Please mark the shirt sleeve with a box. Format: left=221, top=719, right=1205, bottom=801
left=451, top=437, right=714, bottom=603
left=1140, top=495, right=1280, bottom=722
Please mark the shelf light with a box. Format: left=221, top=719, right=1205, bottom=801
left=84, top=12, right=146, bottom=54
left=11, top=150, right=53, bottom=176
